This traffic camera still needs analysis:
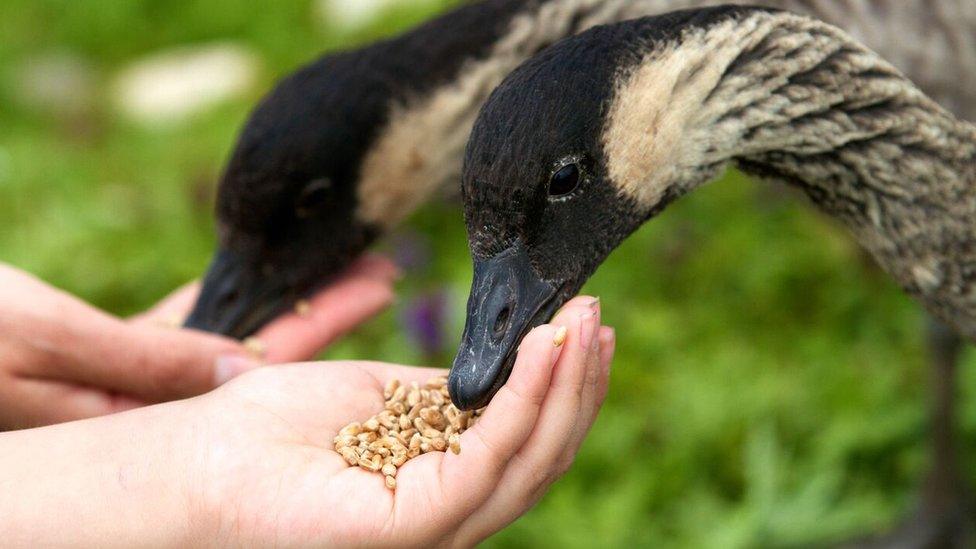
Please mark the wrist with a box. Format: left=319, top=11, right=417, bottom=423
left=0, top=402, right=199, bottom=547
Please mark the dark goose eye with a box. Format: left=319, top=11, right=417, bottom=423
left=548, top=163, right=581, bottom=197
left=295, top=178, right=331, bottom=218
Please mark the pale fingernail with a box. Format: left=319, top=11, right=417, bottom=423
left=214, top=355, right=260, bottom=385
left=579, top=312, right=596, bottom=349
left=590, top=297, right=602, bottom=324
left=603, top=327, right=616, bottom=373
left=553, top=326, right=568, bottom=347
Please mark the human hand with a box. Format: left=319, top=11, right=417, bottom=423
left=0, top=255, right=397, bottom=429
left=0, top=296, right=613, bottom=547
left=182, top=296, right=613, bottom=547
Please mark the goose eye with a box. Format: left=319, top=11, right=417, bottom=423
left=295, top=178, right=331, bottom=218
left=548, top=163, right=581, bottom=197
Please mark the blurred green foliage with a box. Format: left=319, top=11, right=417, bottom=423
left=2, top=1, right=974, bottom=547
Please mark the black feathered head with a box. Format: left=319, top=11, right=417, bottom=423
left=450, top=7, right=768, bottom=408
left=186, top=52, right=390, bottom=337
left=185, top=0, right=533, bottom=337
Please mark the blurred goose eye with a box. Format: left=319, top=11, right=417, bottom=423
left=548, top=163, right=581, bottom=197
left=295, top=178, right=331, bottom=218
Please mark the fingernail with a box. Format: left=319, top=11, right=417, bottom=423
left=590, top=297, right=601, bottom=323
left=214, top=355, right=260, bottom=385
left=552, top=325, right=568, bottom=346
left=579, top=312, right=596, bottom=349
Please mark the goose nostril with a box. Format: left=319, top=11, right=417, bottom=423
left=217, top=288, right=241, bottom=311
left=492, top=305, right=511, bottom=340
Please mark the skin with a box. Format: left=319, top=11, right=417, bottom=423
left=0, top=254, right=397, bottom=430
left=0, top=296, right=614, bottom=548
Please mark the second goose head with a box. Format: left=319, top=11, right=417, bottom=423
left=184, top=0, right=534, bottom=337
left=183, top=49, right=395, bottom=337
left=449, top=5, right=967, bottom=408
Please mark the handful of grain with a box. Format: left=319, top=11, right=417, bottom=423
left=333, top=375, right=484, bottom=490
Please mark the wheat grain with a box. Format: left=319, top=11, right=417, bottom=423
left=333, top=375, right=484, bottom=490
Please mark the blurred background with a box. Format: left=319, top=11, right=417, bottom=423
left=2, top=0, right=975, bottom=546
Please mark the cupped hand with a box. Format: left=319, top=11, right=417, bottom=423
left=183, top=296, right=614, bottom=547
left=0, top=255, right=397, bottom=429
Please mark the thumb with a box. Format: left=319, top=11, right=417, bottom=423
left=65, top=319, right=261, bottom=402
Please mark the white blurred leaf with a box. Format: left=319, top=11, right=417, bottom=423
left=112, top=43, right=260, bottom=126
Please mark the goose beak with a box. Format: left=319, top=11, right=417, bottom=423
left=184, top=248, right=294, bottom=339
left=449, top=241, right=562, bottom=410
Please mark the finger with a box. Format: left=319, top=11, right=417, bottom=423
left=258, top=255, right=399, bottom=363
left=557, top=325, right=613, bottom=473
left=129, top=281, right=201, bottom=327
left=514, top=298, right=600, bottom=465
left=528, top=326, right=614, bottom=501
left=57, top=315, right=254, bottom=403
left=459, top=295, right=599, bottom=479
left=594, top=327, right=615, bottom=416
left=0, top=267, right=256, bottom=403
left=3, top=377, right=148, bottom=428
left=343, top=253, right=402, bottom=281
left=534, top=325, right=613, bottom=491
left=405, top=324, right=565, bottom=526
left=564, top=308, right=607, bottom=451
left=452, top=301, right=605, bottom=544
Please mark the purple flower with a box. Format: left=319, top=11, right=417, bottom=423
left=400, top=291, right=448, bottom=358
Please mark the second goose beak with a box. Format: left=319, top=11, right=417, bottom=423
left=184, top=248, right=293, bottom=339
left=449, top=240, right=562, bottom=410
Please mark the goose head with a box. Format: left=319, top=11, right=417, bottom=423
left=184, top=0, right=544, bottom=337
left=184, top=53, right=390, bottom=337
left=449, top=27, right=654, bottom=410
left=448, top=7, right=770, bottom=409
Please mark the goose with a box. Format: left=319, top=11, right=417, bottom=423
left=448, top=5, right=976, bottom=545
left=183, top=0, right=976, bottom=337
left=180, top=2, right=976, bottom=545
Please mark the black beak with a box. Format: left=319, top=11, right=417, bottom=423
left=184, top=248, right=293, bottom=339
left=449, top=241, right=562, bottom=410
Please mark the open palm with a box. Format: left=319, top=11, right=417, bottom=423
left=190, top=296, right=614, bottom=547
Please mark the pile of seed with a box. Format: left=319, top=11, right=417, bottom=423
left=333, top=375, right=484, bottom=490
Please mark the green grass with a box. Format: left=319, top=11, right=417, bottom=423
left=2, top=1, right=974, bottom=547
